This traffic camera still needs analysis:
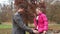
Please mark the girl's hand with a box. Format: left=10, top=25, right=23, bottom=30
left=43, top=31, right=46, bottom=34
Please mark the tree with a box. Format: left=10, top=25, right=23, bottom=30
left=14, top=0, right=46, bottom=24
left=46, top=0, right=60, bottom=24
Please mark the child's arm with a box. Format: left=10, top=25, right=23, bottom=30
left=42, top=14, right=48, bottom=34
left=42, top=14, right=48, bottom=31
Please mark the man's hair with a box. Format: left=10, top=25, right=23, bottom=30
left=18, top=4, right=26, bottom=9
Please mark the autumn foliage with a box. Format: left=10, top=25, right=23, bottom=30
left=14, top=0, right=46, bottom=23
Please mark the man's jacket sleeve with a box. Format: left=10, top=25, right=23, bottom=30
left=13, top=15, right=33, bottom=33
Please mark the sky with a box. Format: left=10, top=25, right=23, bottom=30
left=0, top=0, right=9, bottom=3
left=0, top=0, right=9, bottom=5
left=0, top=0, right=13, bottom=5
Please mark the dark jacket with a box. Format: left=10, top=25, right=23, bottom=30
left=12, top=12, right=33, bottom=34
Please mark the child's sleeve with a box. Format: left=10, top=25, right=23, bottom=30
left=42, top=14, right=48, bottom=31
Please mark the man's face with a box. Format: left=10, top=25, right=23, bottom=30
left=18, top=8, right=24, bottom=14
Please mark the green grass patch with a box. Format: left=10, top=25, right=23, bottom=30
left=0, top=24, right=60, bottom=30
left=0, top=24, right=12, bottom=29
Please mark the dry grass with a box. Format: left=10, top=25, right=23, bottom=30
left=49, top=24, right=60, bottom=30
left=0, top=28, right=11, bottom=34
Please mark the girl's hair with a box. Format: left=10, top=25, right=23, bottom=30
left=36, top=7, right=46, bottom=14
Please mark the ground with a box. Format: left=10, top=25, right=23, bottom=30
left=0, top=22, right=60, bottom=34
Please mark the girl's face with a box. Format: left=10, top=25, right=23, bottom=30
left=36, top=8, right=42, bottom=15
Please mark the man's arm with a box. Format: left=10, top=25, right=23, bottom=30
left=13, top=15, right=33, bottom=33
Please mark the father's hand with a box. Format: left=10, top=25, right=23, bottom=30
left=32, top=29, right=39, bottom=34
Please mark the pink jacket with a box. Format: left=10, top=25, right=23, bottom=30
left=34, top=13, right=48, bottom=32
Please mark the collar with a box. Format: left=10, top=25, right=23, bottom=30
left=17, top=12, right=23, bottom=15
left=38, top=12, right=43, bottom=16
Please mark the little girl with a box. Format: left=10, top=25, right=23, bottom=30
left=34, top=7, right=48, bottom=34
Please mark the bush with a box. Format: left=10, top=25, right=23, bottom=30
left=0, top=20, right=2, bottom=24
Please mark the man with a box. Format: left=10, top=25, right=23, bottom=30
left=12, top=4, right=39, bottom=34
